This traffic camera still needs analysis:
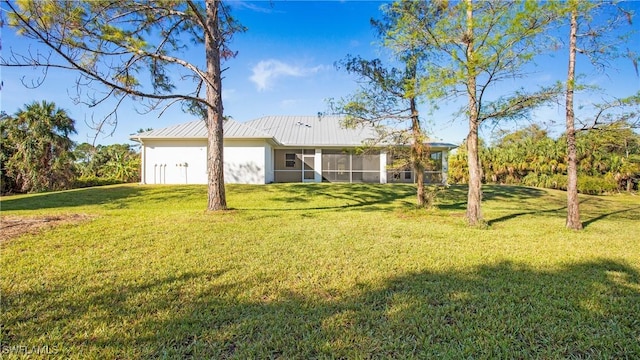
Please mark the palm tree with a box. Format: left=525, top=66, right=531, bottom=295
left=4, top=101, right=76, bottom=192
left=100, top=145, right=140, bottom=182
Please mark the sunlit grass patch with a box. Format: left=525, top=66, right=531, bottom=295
left=1, top=183, right=639, bottom=358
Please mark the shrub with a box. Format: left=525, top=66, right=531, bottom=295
left=548, top=174, right=568, bottom=190
left=521, top=173, right=560, bottom=189
left=577, top=174, right=618, bottom=195
left=73, top=176, right=126, bottom=189
left=519, top=173, right=617, bottom=194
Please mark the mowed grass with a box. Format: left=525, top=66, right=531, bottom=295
left=1, top=183, right=639, bottom=359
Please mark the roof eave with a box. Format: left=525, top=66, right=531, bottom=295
left=130, top=136, right=206, bottom=141
left=130, top=135, right=278, bottom=142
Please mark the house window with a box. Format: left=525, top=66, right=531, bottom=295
left=430, top=152, right=443, bottom=171
left=404, top=170, right=412, bottom=180
left=285, top=153, right=296, bottom=168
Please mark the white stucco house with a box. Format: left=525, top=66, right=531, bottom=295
left=130, top=115, right=457, bottom=185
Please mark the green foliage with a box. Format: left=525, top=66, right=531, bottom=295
left=1, top=101, right=76, bottom=193
left=379, top=0, right=560, bottom=225
left=4, top=0, right=245, bottom=122
left=382, top=0, right=556, bottom=115
left=448, top=122, right=640, bottom=194
left=330, top=13, right=432, bottom=206
left=73, top=143, right=141, bottom=183
left=1, top=184, right=639, bottom=358
left=1, top=102, right=140, bottom=195
left=4, top=0, right=246, bottom=210
left=577, top=174, right=619, bottom=195
left=0, top=112, right=18, bottom=194
left=521, top=173, right=567, bottom=190
left=73, top=176, right=126, bottom=189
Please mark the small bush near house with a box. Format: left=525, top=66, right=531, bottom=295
left=73, top=176, right=130, bottom=189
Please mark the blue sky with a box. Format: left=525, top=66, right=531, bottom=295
left=2, top=1, right=639, bottom=146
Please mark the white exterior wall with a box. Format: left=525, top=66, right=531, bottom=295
left=264, top=143, right=274, bottom=184
left=140, top=139, right=450, bottom=185
left=141, top=139, right=269, bottom=185
left=142, top=140, right=208, bottom=184
left=223, top=139, right=268, bottom=184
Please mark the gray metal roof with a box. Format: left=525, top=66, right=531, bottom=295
left=132, top=119, right=271, bottom=139
left=245, top=115, right=379, bottom=147
left=426, top=142, right=458, bottom=149
left=134, top=119, right=205, bottom=138
left=132, top=115, right=458, bottom=149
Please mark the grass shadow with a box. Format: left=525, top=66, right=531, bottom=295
left=234, top=183, right=417, bottom=212
left=582, top=206, right=640, bottom=228
left=437, top=184, right=548, bottom=211
left=4, top=260, right=639, bottom=358
left=487, top=204, right=567, bottom=226
left=0, top=185, right=147, bottom=211
left=157, top=260, right=640, bottom=358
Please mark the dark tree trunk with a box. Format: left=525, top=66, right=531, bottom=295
left=465, top=0, right=483, bottom=226
left=205, top=0, right=227, bottom=211
left=466, top=121, right=483, bottom=225
left=565, top=6, right=582, bottom=230
left=410, top=89, right=426, bottom=207
left=397, top=51, right=428, bottom=208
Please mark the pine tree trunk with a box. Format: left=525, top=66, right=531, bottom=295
left=465, top=0, right=483, bottom=226
left=205, top=0, right=227, bottom=211
left=410, top=90, right=426, bottom=207
left=414, top=145, right=426, bottom=207
left=466, top=122, right=483, bottom=225
left=565, top=6, right=582, bottom=230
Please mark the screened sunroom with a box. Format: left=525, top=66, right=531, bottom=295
left=272, top=148, right=448, bottom=184
left=386, top=150, right=444, bottom=184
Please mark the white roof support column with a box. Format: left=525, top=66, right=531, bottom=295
left=379, top=150, right=387, bottom=184
left=314, top=148, right=322, bottom=183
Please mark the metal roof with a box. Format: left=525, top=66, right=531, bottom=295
left=132, top=115, right=458, bottom=149
left=134, top=120, right=205, bottom=138
left=244, top=115, right=379, bottom=147
left=132, top=119, right=271, bottom=139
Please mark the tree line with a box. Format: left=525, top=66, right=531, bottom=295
left=328, top=0, right=639, bottom=229
left=449, top=122, right=640, bottom=194
left=1, top=101, right=140, bottom=195
left=3, top=0, right=639, bottom=230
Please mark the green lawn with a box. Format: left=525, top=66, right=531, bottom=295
left=1, top=184, right=639, bottom=359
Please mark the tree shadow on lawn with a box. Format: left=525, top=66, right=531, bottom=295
left=486, top=204, right=567, bottom=226
left=437, top=184, right=548, bottom=211
left=485, top=194, right=640, bottom=228
left=5, top=260, right=639, bottom=358
left=578, top=197, right=640, bottom=228
left=0, top=185, right=148, bottom=211
left=234, top=183, right=417, bottom=212
left=582, top=206, right=640, bottom=228
left=0, top=185, right=208, bottom=212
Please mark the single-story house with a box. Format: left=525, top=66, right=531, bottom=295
left=130, top=115, right=457, bottom=185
